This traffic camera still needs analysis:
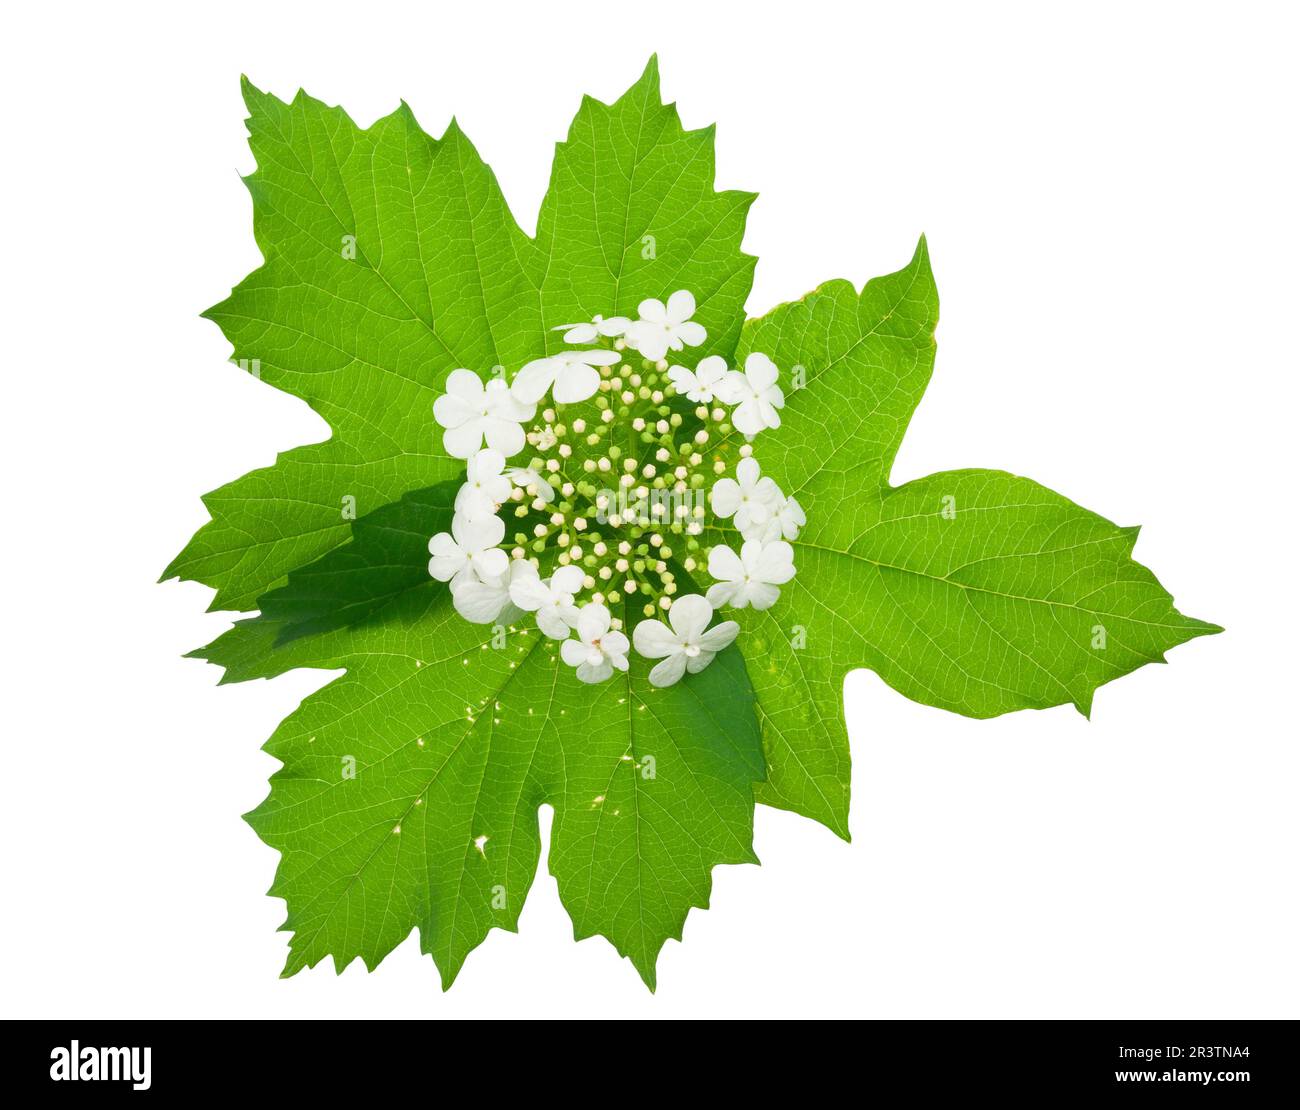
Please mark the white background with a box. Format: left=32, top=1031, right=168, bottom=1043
left=2, top=0, right=1296, bottom=1019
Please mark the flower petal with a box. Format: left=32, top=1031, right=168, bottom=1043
left=442, top=419, right=485, bottom=459
left=454, top=485, right=497, bottom=523
left=706, top=581, right=739, bottom=608
left=509, top=574, right=551, bottom=612
left=667, top=594, right=712, bottom=641
left=713, top=369, right=749, bottom=405
left=459, top=514, right=505, bottom=552
left=453, top=580, right=509, bottom=623
left=445, top=367, right=484, bottom=400
left=707, top=543, right=744, bottom=582
left=560, top=638, right=588, bottom=667
left=561, top=323, right=598, bottom=343
left=782, top=497, right=807, bottom=537
left=483, top=418, right=525, bottom=458
left=666, top=289, right=694, bottom=322
left=596, top=315, right=631, bottom=336
left=475, top=547, right=509, bottom=579
left=697, top=620, right=740, bottom=653
left=511, top=358, right=557, bottom=405
left=632, top=618, right=678, bottom=659
left=552, top=362, right=601, bottom=404
left=709, top=478, right=742, bottom=517
left=755, top=540, right=796, bottom=584
left=576, top=602, right=611, bottom=642
left=648, top=652, right=688, bottom=687
left=665, top=365, right=696, bottom=395
left=696, top=356, right=728, bottom=386
left=684, top=650, right=716, bottom=674
left=536, top=607, right=572, bottom=640
left=745, top=352, right=779, bottom=391
left=626, top=321, right=668, bottom=361
left=469, top=447, right=506, bottom=480
left=637, top=297, right=668, bottom=323
left=575, top=659, right=613, bottom=684
left=675, top=320, right=707, bottom=347
left=432, top=392, right=476, bottom=430
left=427, top=550, right=465, bottom=582
left=730, top=399, right=764, bottom=437
left=549, top=565, right=585, bottom=596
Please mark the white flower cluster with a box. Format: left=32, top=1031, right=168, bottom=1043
left=426, top=290, right=805, bottom=687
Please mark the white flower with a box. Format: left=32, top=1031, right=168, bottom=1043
left=624, top=290, right=707, bottom=362
left=512, top=348, right=622, bottom=406
left=433, top=368, right=534, bottom=459
left=710, top=456, right=782, bottom=537
left=552, top=314, right=631, bottom=344
left=428, top=513, right=508, bottom=586
left=632, top=594, right=739, bottom=687
left=509, top=563, right=583, bottom=639
left=451, top=558, right=530, bottom=625
left=666, top=355, right=729, bottom=403
left=717, top=352, right=784, bottom=436
left=506, top=465, right=555, bottom=504
left=706, top=538, right=796, bottom=611
left=455, top=448, right=511, bottom=522
left=755, top=494, right=806, bottom=542
left=560, top=603, right=630, bottom=683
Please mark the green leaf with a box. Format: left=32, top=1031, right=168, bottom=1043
left=164, top=58, right=754, bottom=612
left=728, top=237, right=1220, bottom=837
left=196, top=588, right=762, bottom=990
left=259, top=483, right=458, bottom=645
left=536, top=56, right=756, bottom=362
left=163, top=83, right=539, bottom=611
left=168, top=63, right=1218, bottom=989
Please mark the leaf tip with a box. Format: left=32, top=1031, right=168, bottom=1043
left=1075, top=691, right=1095, bottom=720
left=623, top=54, right=661, bottom=104
left=634, top=960, right=659, bottom=993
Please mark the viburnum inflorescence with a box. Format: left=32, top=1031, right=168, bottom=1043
left=428, top=290, right=806, bottom=686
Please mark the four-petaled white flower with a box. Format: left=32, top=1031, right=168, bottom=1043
left=428, top=513, right=509, bottom=587
left=632, top=594, right=740, bottom=687
left=455, top=448, right=511, bottom=523
left=756, top=493, right=806, bottom=543
left=450, top=558, right=529, bottom=625
left=666, top=354, right=729, bottom=403
left=506, top=465, right=555, bottom=504
left=560, top=603, right=631, bottom=684
left=512, top=348, right=622, bottom=406
left=433, top=368, right=534, bottom=460
left=717, top=352, right=784, bottom=436
left=706, top=538, right=796, bottom=611
left=509, top=563, right=583, bottom=639
left=625, top=290, right=707, bottom=362
left=552, top=314, right=631, bottom=344
left=710, top=456, right=782, bottom=537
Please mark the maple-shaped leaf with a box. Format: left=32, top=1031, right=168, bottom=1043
left=169, top=60, right=1217, bottom=989
left=720, top=239, right=1221, bottom=837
